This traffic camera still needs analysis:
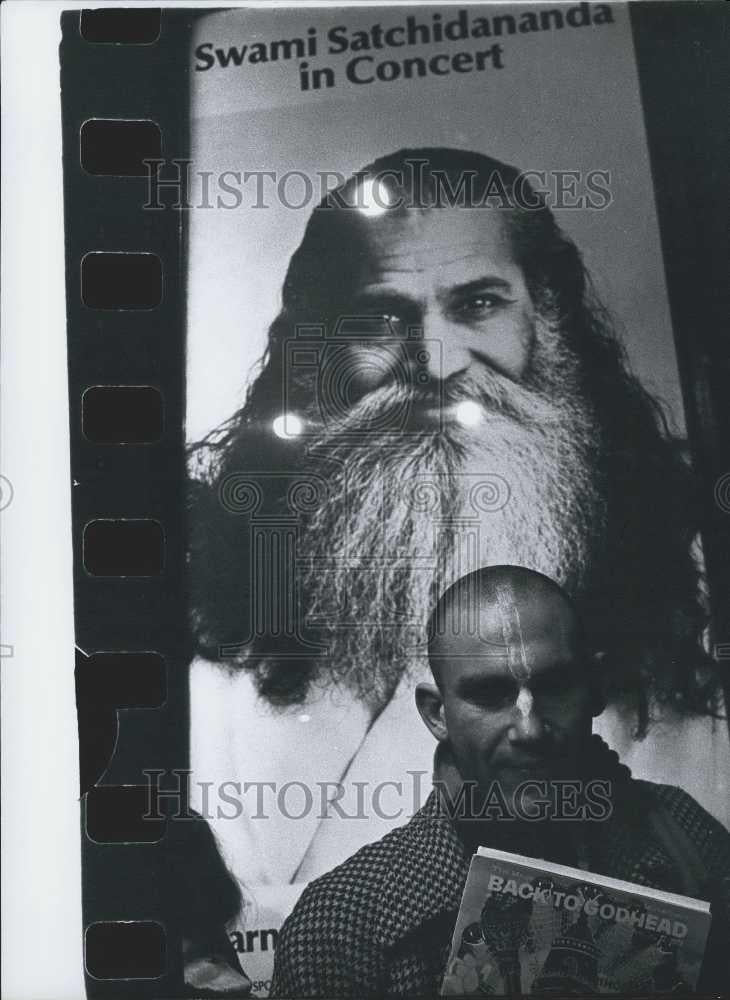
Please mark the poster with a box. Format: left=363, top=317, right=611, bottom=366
left=183, top=5, right=729, bottom=993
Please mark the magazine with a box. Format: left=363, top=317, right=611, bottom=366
left=442, top=845, right=712, bottom=994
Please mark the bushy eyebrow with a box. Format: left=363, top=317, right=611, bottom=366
left=446, top=276, right=514, bottom=298
left=353, top=274, right=514, bottom=310
left=349, top=290, right=422, bottom=316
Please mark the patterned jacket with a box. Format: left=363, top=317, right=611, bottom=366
left=271, top=775, right=730, bottom=997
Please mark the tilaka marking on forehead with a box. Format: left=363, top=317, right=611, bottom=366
left=494, top=582, right=531, bottom=683
left=516, top=686, right=534, bottom=719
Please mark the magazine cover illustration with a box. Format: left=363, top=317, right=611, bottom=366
left=443, top=847, right=712, bottom=994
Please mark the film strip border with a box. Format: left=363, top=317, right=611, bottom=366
left=60, top=9, right=192, bottom=995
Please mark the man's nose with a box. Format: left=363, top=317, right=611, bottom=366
left=419, top=316, right=478, bottom=381
left=508, top=695, right=546, bottom=743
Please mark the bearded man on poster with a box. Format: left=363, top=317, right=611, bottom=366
left=187, top=148, right=724, bottom=918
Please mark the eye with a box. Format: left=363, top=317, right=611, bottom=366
left=470, top=680, right=517, bottom=710
left=378, top=312, right=408, bottom=336
left=453, top=292, right=511, bottom=319
left=350, top=310, right=409, bottom=337
left=533, top=664, right=584, bottom=697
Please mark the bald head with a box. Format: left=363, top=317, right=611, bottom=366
left=417, top=565, right=599, bottom=798
left=427, top=565, right=584, bottom=689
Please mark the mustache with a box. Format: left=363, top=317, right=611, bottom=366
left=307, top=364, right=562, bottom=453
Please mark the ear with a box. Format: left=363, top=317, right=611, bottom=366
left=589, top=650, right=608, bottom=718
left=415, top=682, right=448, bottom=742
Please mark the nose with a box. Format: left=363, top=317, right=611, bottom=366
left=428, top=347, right=473, bottom=381
left=420, top=317, right=474, bottom=381
left=508, top=693, right=546, bottom=744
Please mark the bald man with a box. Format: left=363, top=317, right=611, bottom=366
left=271, top=567, right=730, bottom=997
left=419, top=564, right=607, bottom=859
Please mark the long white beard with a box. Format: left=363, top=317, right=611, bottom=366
left=291, top=320, right=607, bottom=709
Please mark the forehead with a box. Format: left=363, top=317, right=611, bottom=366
left=431, top=588, right=581, bottom=684
left=354, top=207, right=519, bottom=286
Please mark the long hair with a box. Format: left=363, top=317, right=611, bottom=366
left=188, top=148, right=722, bottom=735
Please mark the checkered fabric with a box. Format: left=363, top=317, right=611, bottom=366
left=270, top=772, right=730, bottom=997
